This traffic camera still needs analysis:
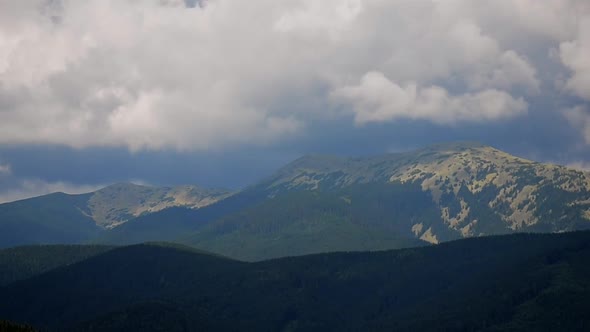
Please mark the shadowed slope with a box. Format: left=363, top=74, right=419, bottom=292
left=0, top=232, right=588, bottom=331
left=0, top=244, right=113, bottom=286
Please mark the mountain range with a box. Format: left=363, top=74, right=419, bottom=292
left=2, top=142, right=590, bottom=260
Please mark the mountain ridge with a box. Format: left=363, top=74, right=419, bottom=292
left=3, top=141, right=590, bottom=261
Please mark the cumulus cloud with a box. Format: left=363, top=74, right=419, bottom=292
left=560, top=18, right=590, bottom=100
left=0, top=0, right=587, bottom=151
left=332, top=71, right=528, bottom=125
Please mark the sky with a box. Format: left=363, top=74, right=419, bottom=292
left=0, top=0, right=590, bottom=202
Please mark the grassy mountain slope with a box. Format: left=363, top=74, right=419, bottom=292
left=0, top=245, right=113, bottom=286
left=0, top=231, right=588, bottom=331
left=0, top=193, right=102, bottom=249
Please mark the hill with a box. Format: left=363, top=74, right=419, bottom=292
left=0, top=231, right=588, bottom=331
left=0, top=245, right=113, bottom=286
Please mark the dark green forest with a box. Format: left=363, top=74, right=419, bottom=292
left=0, top=245, right=113, bottom=286
left=0, top=320, right=36, bottom=332
left=182, top=182, right=433, bottom=260
left=1, top=231, right=589, bottom=331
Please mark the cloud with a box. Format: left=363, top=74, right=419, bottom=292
left=0, top=163, right=11, bottom=175
left=0, top=0, right=587, bottom=151
left=563, top=105, right=590, bottom=144
left=467, top=50, right=539, bottom=93
left=0, top=156, right=103, bottom=204
left=566, top=161, right=590, bottom=172
left=560, top=18, right=590, bottom=100
left=332, top=72, right=528, bottom=125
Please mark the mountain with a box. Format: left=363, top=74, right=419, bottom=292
left=0, top=231, right=589, bottom=331
left=0, top=183, right=231, bottom=248
left=100, top=142, right=590, bottom=260
left=256, top=142, right=590, bottom=241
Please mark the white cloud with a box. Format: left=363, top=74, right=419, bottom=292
left=450, top=0, right=588, bottom=44
left=0, top=179, right=102, bottom=204
left=274, top=0, right=363, bottom=38
left=560, top=18, right=590, bottom=101
left=563, top=105, right=590, bottom=144
left=332, top=71, right=528, bottom=125
left=0, top=163, right=11, bottom=175
left=0, top=0, right=587, bottom=151
left=467, top=50, right=540, bottom=93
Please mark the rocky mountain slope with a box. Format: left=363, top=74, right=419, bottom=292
left=255, top=142, right=590, bottom=244
left=86, top=183, right=231, bottom=228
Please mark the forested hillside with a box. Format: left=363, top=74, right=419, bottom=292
left=0, top=231, right=588, bottom=331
